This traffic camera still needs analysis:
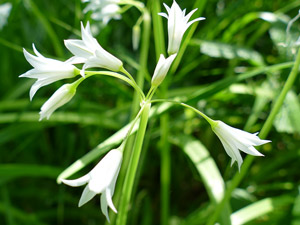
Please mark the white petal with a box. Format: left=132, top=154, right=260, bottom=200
left=64, top=39, right=93, bottom=58
left=163, top=3, right=170, bottom=13
left=184, top=8, right=198, bottom=22
left=78, top=185, right=97, bottom=207
left=100, top=191, right=110, bottom=222
left=60, top=174, right=90, bottom=187
left=238, top=145, right=264, bottom=156
left=65, top=56, right=86, bottom=64
left=106, top=187, right=117, bottom=213
left=32, top=44, right=45, bottom=58
left=81, top=22, right=99, bottom=50
left=158, top=12, right=168, bottom=19
left=88, top=150, right=122, bottom=193
left=186, top=17, right=206, bottom=29
left=23, top=48, right=46, bottom=68
left=29, top=79, right=48, bottom=101
left=217, top=133, right=243, bottom=170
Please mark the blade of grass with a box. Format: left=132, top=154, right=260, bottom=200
left=172, top=134, right=231, bottom=225
left=231, top=195, right=294, bottom=225
left=24, top=0, right=64, bottom=57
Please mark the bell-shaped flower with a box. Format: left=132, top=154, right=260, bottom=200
left=159, top=0, right=205, bottom=55
left=64, top=21, right=123, bottom=75
left=211, top=120, right=271, bottom=170
left=39, top=83, right=77, bottom=121
left=19, top=44, right=79, bottom=100
left=61, top=149, right=123, bottom=222
left=151, top=53, right=177, bottom=87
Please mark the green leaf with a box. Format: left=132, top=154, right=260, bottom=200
left=274, top=90, right=300, bottom=133
left=231, top=195, right=294, bottom=225
left=0, top=164, right=61, bottom=184
left=171, top=134, right=231, bottom=225
left=191, top=39, right=265, bottom=66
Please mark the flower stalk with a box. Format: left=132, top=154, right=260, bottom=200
left=116, top=101, right=151, bottom=225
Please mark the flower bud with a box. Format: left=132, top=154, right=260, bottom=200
left=151, top=54, right=177, bottom=87
left=39, top=83, right=77, bottom=121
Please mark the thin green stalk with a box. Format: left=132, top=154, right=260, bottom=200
left=116, top=102, right=151, bottom=225
left=120, top=67, right=145, bottom=100
left=131, top=8, right=151, bottom=116
left=151, top=99, right=213, bottom=124
left=84, top=71, right=144, bottom=100
left=206, top=48, right=300, bottom=225
left=151, top=98, right=230, bottom=224
left=160, top=111, right=170, bottom=225
left=110, top=8, right=151, bottom=225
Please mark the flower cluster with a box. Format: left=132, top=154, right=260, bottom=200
left=151, top=0, right=205, bottom=87
left=19, top=0, right=271, bottom=223
left=20, top=22, right=123, bottom=121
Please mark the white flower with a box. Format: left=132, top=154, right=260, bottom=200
left=211, top=120, right=270, bottom=170
left=65, top=22, right=123, bottom=75
left=20, top=44, right=78, bottom=100
left=91, top=4, right=121, bottom=25
left=151, top=53, right=177, bottom=87
left=39, top=83, right=76, bottom=121
left=61, top=149, right=122, bottom=222
left=0, top=2, right=12, bottom=30
left=159, top=0, right=205, bottom=55
left=82, top=0, right=121, bottom=25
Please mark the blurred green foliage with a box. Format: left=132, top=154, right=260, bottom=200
left=1, top=0, right=300, bottom=224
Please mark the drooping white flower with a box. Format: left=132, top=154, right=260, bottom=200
left=211, top=120, right=270, bottom=170
left=20, top=44, right=78, bottom=100
left=39, top=83, right=76, bottom=121
left=65, top=22, right=123, bottom=75
left=151, top=53, right=177, bottom=87
left=61, top=149, right=122, bottom=222
left=159, top=0, right=205, bottom=55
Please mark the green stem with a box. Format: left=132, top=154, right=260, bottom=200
left=131, top=8, right=151, bottom=116
left=260, top=49, right=300, bottom=138
left=151, top=99, right=214, bottom=125
left=120, top=67, right=146, bottom=100
left=84, top=71, right=145, bottom=100
left=206, top=48, right=300, bottom=225
left=122, top=104, right=146, bottom=147
left=151, top=0, right=166, bottom=58
left=116, top=102, right=151, bottom=225
left=120, top=0, right=145, bottom=12
left=110, top=8, right=151, bottom=225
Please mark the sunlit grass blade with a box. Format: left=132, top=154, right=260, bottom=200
left=231, top=195, right=294, bottom=225
left=191, top=39, right=265, bottom=66
left=171, top=134, right=231, bottom=225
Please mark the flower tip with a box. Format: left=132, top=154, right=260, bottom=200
left=78, top=201, right=84, bottom=207
left=80, top=70, right=86, bottom=77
